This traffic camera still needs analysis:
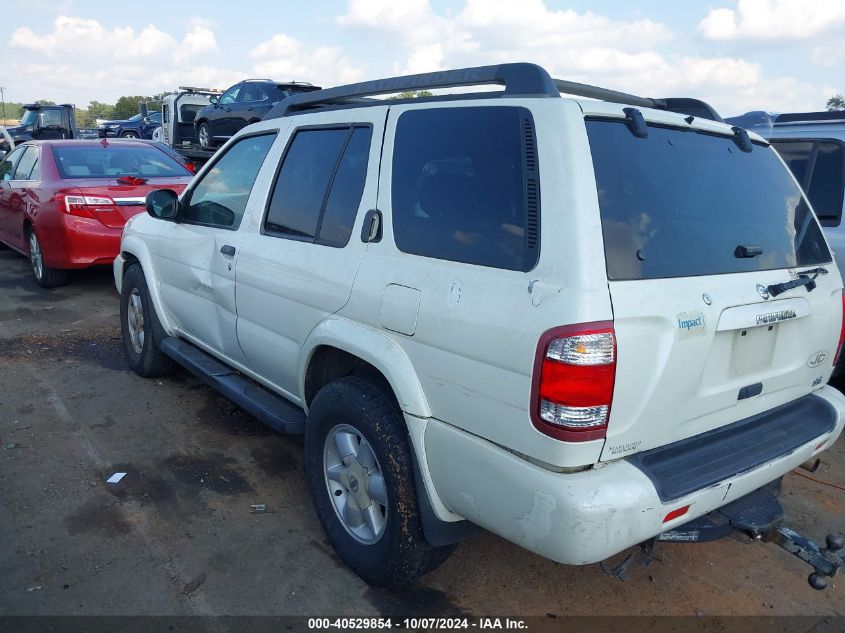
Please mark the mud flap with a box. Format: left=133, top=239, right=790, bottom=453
left=656, top=482, right=844, bottom=590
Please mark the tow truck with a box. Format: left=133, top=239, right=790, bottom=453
left=0, top=103, right=98, bottom=159
left=151, top=86, right=223, bottom=169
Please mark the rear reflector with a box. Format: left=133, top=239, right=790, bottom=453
left=663, top=505, right=690, bottom=523
left=834, top=290, right=845, bottom=366
left=530, top=321, right=616, bottom=442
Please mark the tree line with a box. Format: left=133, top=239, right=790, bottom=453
left=1, top=94, right=172, bottom=127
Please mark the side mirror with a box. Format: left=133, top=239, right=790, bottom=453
left=209, top=96, right=218, bottom=106
left=143, top=117, right=151, bottom=124
left=146, top=189, right=179, bottom=220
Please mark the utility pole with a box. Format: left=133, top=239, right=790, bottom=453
left=0, top=87, right=6, bottom=123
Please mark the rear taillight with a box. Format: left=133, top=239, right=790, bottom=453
left=834, top=290, right=845, bottom=366
left=57, top=194, right=117, bottom=219
left=184, top=161, right=197, bottom=173
left=531, top=321, right=616, bottom=442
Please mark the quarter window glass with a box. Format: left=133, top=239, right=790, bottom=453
left=264, top=128, right=351, bottom=239
left=0, top=147, right=25, bottom=180
left=807, top=142, right=845, bottom=223
left=773, top=140, right=814, bottom=186
left=391, top=107, right=536, bottom=271
left=184, top=133, right=276, bottom=229
left=13, top=147, right=38, bottom=180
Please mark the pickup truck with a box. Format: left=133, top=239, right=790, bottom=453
left=0, top=103, right=81, bottom=157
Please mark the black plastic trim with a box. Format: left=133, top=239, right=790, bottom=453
left=160, top=337, right=306, bottom=435
left=628, top=394, right=836, bottom=502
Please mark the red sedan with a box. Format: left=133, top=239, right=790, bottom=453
left=0, top=139, right=193, bottom=287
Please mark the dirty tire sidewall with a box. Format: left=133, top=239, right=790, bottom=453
left=305, top=375, right=450, bottom=588
left=120, top=263, right=175, bottom=377
left=27, top=227, right=67, bottom=288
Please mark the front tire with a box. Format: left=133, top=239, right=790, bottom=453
left=27, top=228, right=67, bottom=288
left=304, top=376, right=453, bottom=587
left=197, top=122, right=212, bottom=148
left=120, top=263, right=175, bottom=377
left=119, top=131, right=140, bottom=139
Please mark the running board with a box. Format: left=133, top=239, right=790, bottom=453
left=160, top=337, right=306, bottom=435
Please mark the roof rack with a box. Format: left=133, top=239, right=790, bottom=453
left=774, top=110, right=845, bottom=125
left=263, top=62, right=723, bottom=122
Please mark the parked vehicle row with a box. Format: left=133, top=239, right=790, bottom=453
left=97, top=111, right=162, bottom=140
left=110, top=64, right=845, bottom=589
left=0, top=139, right=192, bottom=286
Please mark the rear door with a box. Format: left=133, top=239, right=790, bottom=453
left=585, top=116, right=842, bottom=460
left=234, top=107, right=387, bottom=399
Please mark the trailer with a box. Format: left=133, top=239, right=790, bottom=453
left=155, top=87, right=223, bottom=168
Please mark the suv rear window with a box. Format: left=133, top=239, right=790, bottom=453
left=587, top=120, right=831, bottom=280
left=53, top=144, right=190, bottom=179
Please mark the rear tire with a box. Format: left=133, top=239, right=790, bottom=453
left=120, top=263, right=176, bottom=377
left=27, top=228, right=67, bottom=288
left=304, top=375, right=453, bottom=587
left=197, top=122, right=212, bottom=148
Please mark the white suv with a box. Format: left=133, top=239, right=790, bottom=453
left=114, top=64, right=845, bottom=588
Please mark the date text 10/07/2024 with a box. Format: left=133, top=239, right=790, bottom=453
left=307, top=617, right=529, bottom=630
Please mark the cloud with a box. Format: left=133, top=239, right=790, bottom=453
left=332, top=0, right=837, bottom=114
left=698, top=0, right=845, bottom=41
left=249, top=33, right=365, bottom=86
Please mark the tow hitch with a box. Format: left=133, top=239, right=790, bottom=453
left=767, top=528, right=844, bottom=590
left=654, top=480, right=844, bottom=590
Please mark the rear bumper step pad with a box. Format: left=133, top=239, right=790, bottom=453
left=627, top=394, right=836, bottom=502
left=160, top=337, right=305, bottom=435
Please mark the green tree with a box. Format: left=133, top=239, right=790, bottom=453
left=35, top=98, right=57, bottom=106
left=387, top=90, right=434, bottom=100
left=827, top=94, right=845, bottom=111
left=83, top=100, right=115, bottom=125
left=113, top=95, right=156, bottom=119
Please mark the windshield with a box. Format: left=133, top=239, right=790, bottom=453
left=19, top=110, right=38, bottom=126
left=52, top=143, right=191, bottom=179
left=587, top=119, right=831, bottom=280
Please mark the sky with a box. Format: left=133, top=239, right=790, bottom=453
left=1, top=0, right=843, bottom=117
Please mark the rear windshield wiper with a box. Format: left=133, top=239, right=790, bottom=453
left=767, top=267, right=828, bottom=297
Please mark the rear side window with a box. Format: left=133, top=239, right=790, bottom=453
left=587, top=120, right=831, bottom=280
left=0, top=146, right=25, bottom=180
left=773, top=139, right=845, bottom=226
left=13, top=147, right=39, bottom=180
left=264, top=126, right=372, bottom=247
left=52, top=144, right=191, bottom=179
left=391, top=107, right=539, bottom=272
left=184, top=132, right=277, bottom=229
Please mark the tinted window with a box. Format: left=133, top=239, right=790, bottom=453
left=391, top=107, right=537, bottom=271
left=13, top=147, right=38, bottom=180
left=587, top=120, right=831, bottom=280
left=149, top=112, right=161, bottom=124
left=319, top=127, right=371, bottom=246
left=53, top=144, right=191, bottom=179
left=240, top=84, right=268, bottom=102
left=807, top=142, right=845, bottom=223
left=265, top=126, right=371, bottom=246
left=0, top=147, right=26, bottom=181
left=773, top=140, right=814, bottom=186
left=185, top=133, right=276, bottom=229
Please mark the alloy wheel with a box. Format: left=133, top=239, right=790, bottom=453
left=126, top=288, right=145, bottom=354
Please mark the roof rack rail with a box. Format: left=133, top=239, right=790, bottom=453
left=263, top=62, right=722, bottom=122
left=775, top=110, right=845, bottom=125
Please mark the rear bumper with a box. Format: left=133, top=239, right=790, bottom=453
left=423, top=385, right=845, bottom=565
left=38, top=216, right=123, bottom=269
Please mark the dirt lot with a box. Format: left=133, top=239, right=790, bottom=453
left=1, top=246, right=845, bottom=623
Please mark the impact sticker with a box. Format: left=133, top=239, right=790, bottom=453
left=676, top=310, right=706, bottom=338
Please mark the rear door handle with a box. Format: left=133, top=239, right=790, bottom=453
left=220, top=245, right=236, bottom=256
